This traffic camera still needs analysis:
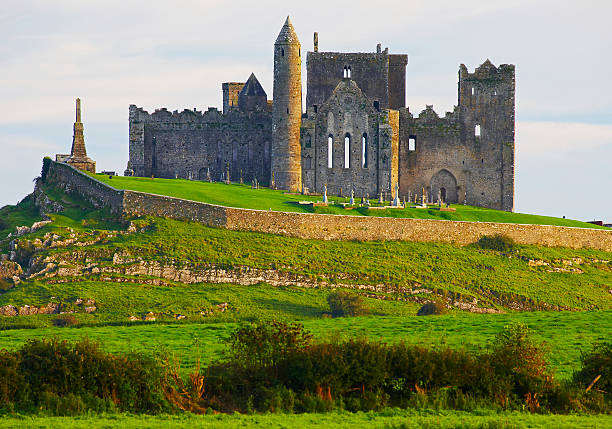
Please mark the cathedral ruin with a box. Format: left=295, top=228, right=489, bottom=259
left=127, top=17, right=515, bottom=211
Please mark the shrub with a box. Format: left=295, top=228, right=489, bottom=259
left=488, top=323, right=553, bottom=400
left=573, top=342, right=612, bottom=398
left=476, top=234, right=515, bottom=252
left=17, top=338, right=169, bottom=414
left=228, top=320, right=313, bottom=370
left=53, top=315, right=79, bottom=327
left=0, top=217, right=8, bottom=231
left=417, top=302, right=448, bottom=316
left=327, top=290, right=368, bottom=317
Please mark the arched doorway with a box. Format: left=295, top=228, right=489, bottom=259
left=430, top=169, right=458, bottom=203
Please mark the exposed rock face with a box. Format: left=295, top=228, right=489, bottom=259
left=32, top=177, right=64, bottom=216
left=0, top=261, right=23, bottom=284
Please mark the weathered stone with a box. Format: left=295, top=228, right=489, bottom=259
left=0, top=261, right=23, bottom=279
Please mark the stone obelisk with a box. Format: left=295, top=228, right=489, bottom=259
left=67, top=98, right=96, bottom=173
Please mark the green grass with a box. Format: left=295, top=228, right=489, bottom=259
left=2, top=410, right=611, bottom=428
left=0, top=310, right=610, bottom=380
left=0, top=195, right=43, bottom=237
left=93, top=174, right=607, bottom=229
left=62, top=216, right=611, bottom=311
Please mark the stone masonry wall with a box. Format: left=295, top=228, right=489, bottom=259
left=47, top=159, right=612, bottom=252
left=45, top=161, right=124, bottom=214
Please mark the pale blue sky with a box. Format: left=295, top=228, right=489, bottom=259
left=1, top=0, right=611, bottom=222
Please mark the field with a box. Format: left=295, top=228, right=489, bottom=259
left=92, top=174, right=607, bottom=228
left=3, top=410, right=612, bottom=429
left=0, top=310, right=610, bottom=380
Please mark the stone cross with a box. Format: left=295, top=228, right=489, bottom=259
left=392, top=183, right=400, bottom=207
left=365, top=193, right=370, bottom=206
left=239, top=169, right=243, bottom=184
left=206, top=167, right=211, bottom=182
left=350, top=188, right=355, bottom=205
left=323, top=184, right=328, bottom=203
left=271, top=172, right=276, bottom=189
left=226, top=163, right=230, bottom=184
left=422, top=187, right=426, bottom=205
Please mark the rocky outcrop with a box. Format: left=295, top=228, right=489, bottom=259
left=0, top=261, right=23, bottom=279
left=32, top=177, right=64, bottom=216
left=0, top=303, right=60, bottom=316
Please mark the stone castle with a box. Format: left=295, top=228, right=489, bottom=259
left=127, top=17, right=515, bottom=211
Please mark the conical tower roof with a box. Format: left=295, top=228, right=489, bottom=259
left=275, top=16, right=299, bottom=44
left=239, top=73, right=267, bottom=97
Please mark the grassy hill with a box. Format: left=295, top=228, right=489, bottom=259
left=0, top=182, right=611, bottom=424
left=93, top=174, right=607, bottom=229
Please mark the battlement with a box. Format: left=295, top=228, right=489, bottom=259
left=129, top=104, right=270, bottom=126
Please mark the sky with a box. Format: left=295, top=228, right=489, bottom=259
left=1, top=0, right=611, bottom=222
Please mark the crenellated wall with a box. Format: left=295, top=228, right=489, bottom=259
left=129, top=105, right=272, bottom=185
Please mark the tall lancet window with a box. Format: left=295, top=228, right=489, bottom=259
left=327, top=135, right=333, bottom=168
left=344, top=134, right=351, bottom=168
left=362, top=133, right=368, bottom=168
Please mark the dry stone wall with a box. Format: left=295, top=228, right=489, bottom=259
left=46, top=160, right=612, bottom=251
left=45, top=161, right=124, bottom=213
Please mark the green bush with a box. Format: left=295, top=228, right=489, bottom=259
left=488, top=323, right=553, bottom=402
left=476, top=234, right=515, bottom=252
left=228, top=320, right=313, bottom=370
left=327, top=290, right=368, bottom=317
left=16, top=338, right=170, bottom=414
left=0, top=217, right=8, bottom=231
left=417, top=302, right=448, bottom=316
left=573, top=342, right=612, bottom=398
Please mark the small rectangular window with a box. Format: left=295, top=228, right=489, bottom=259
left=408, top=135, right=416, bottom=151
left=327, top=136, right=333, bottom=168
left=475, top=125, right=481, bottom=137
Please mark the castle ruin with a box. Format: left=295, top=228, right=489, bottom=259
left=128, top=17, right=515, bottom=210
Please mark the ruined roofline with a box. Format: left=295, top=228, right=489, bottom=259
left=307, top=50, right=407, bottom=58
left=399, top=105, right=460, bottom=123
left=128, top=104, right=271, bottom=124
left=460, top=60, right=515, bottom=79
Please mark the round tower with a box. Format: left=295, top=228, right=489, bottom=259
left=271, top=16, right=302, bottom=192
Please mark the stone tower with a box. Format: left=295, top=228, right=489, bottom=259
left=271, top=16, right=302, bottom=191
left=458, top=60, right=515, bottom=211
left=67, top=98, right=96, bottom=174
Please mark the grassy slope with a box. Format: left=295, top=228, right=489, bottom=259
left=93, top=174, right=607, bottom=229
left=0, top=196, right=43, bottom=237
left=3, top=410, right=611, bottom=429
left=0, top=311, right=610, bottom=380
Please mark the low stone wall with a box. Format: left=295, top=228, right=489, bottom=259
left=224, top=208, right=612, bottom=251
left=46, top=160, right=612, bottom=251
left=45, top=161, right=124, bottom=213
left=122, top=191, right=227, bottom=228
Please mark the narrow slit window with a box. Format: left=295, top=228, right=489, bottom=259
left=327, top=135, right=333, bottom=168
left=362, top=133, right=368, bottom=168
left=343, top=67, right=347, bottom=78
left=347, top=66, right=351, bottom=78
left=344, top=134, right=350, bottom=168
left=408, top=135, right=416, bottom=151
left=471, top=87, right=475, bottom=95
left=281, top=48, right=284, bottom=57
left=475, top=124, right=481, bottom=137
